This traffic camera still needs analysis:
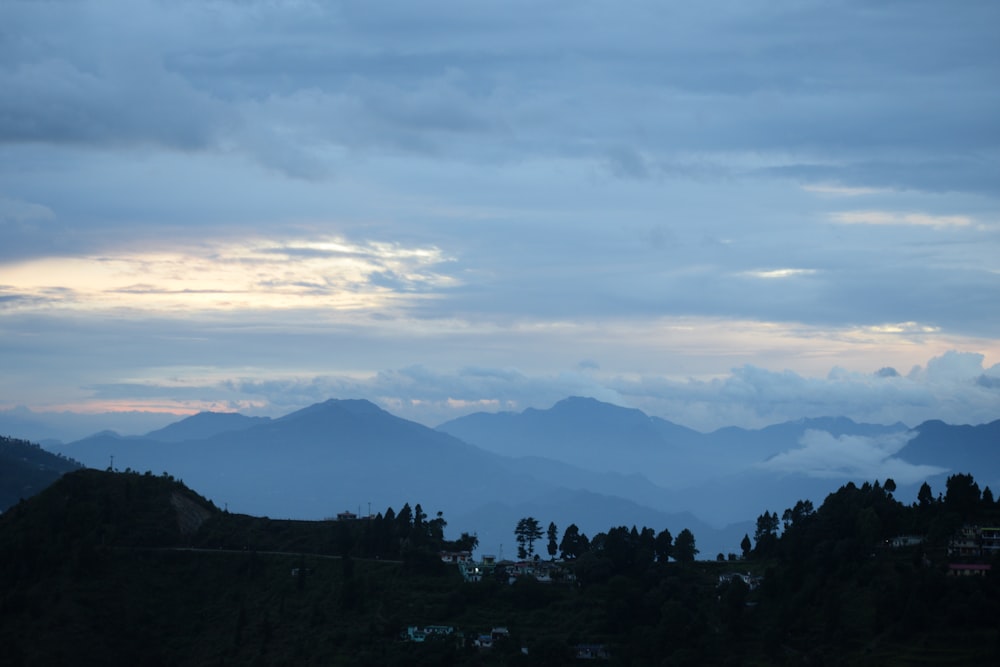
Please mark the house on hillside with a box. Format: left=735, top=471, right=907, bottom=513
left=504, top=560, right=572, bottom=584
left=574, top=643, right=610, bottom=660
left=887, top=534, right=924, bottom=548
left=948, top=525, right=979, bottom=557
left=404, top=625, right=454, bottom=642
left=718, top=572, right=762, bottom=590
left=948, top=563, right=991, bottom=577
left=980, top=527, right=1000, bottom=554
left=440, top=550, right=473, bottom=563
left=948, top=525, right=1000, bottom=558
left=473, top=627, right=510, bottom=650
left=443, top=552, right=498, bottom=582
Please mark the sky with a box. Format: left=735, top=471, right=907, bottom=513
left=1, top=0, right=999, bottom=441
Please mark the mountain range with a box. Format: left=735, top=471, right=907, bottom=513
left=19, top=397, right=999, bottom=558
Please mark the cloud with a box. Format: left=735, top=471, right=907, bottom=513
left=602, top=350, right=1000, bottom=432
left=0, top=236, right=457, bottom=314
left=757, top=430, right=948, bottom=484
left=802, top=184, right=886, bottom=197
left=742, top=268, right=817, bottom=279
left=829, top=210, right=973, bottom=228
left=918, top=350, right=997, bottom=382
left=10, top=347, right=995, bottom=438
left=2, top=0, right=997, bottom=189
left=0, top=196, right=55, bottom=226
left=0, top=1, right=998, bottom=437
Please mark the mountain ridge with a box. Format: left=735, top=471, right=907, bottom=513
left=31, top=396, right=1000, bottom=557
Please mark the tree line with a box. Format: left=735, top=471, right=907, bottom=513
left=513, top=516, right=700, bottom=573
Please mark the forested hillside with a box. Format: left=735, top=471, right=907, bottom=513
left=0, top=435, right=81, bottom=512
left=1, top=469, right=998, bottom=665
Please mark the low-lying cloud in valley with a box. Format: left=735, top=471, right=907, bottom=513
left=757, top=430, right=948, bottom=484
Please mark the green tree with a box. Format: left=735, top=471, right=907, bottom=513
left=674, top=528, right=698, bottom=563
left=740, top=534, right=752, bottom=559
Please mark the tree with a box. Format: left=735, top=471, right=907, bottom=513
left=546, top=522, right=558, bottom=560
left=654, top=529, right=673, bottom=563
left=515, top=517, right=543, bottom=560
left=917, top=482, right=934, bottom=507
left=397, top=503, right=413, bottom=528
left=427, top=511, right=447, bottom=541
left=559, top=524, right=589, bottom=559
left=674, top=528, right=698, bottom=563
left=452, top=532, right=478, bottom=552
left=945, top=473, right=981, bottom=518
left=855, top=506, right=881, bottom=549
left=740, top=534, right=752, bottom=559
left=753, top=511, right=780, bottom=555
left=413, top=503, right=427, bottom=528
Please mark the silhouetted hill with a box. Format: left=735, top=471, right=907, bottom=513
left=0, top=435, right=82, bottom=511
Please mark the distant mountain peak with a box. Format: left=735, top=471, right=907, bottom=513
left=86, top=429, right=122, bottom=440
left=144, top=411, right=269, bottom=442
left=278, top=398, right=386, bottom=423
left=550, top=396, right=644, bottom=417
left=554, top=396, right=619, bottom=408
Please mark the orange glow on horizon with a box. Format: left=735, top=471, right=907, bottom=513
left=34, top=399, right=246, bottom=416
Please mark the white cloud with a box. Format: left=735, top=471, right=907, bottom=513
left=756, top=430, right=948, bottom=484
left=10, top=348, right=995, bottom=437
left=742, top=268, right=817, bottom=279
left=802, top=184, right=886, bottom=197
left=829, top=210, right=973, bottom=228
left=0, top=196, right=55, bottom=226
left=0, top=236, right=456, bottom=314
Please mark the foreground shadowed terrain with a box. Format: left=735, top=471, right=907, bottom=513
left=0, top=435, right=81, bottom=511
left=1, top=469, right=999, bottom=665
